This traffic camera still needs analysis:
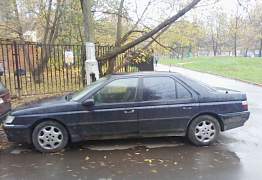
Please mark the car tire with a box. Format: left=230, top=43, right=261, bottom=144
left=187, top=115, right=220, bottom=146
left=32, top=121, right=69, bottom=153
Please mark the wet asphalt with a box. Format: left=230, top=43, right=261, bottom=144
left=0, top=64, right=262, bottom=180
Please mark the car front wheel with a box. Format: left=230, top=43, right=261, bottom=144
left=187, top=115, right=220, bottom=146
left=32, top=121, right=69, bottom=153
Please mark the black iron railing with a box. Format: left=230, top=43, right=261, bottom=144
left=0, top=42, right=153, bottom=97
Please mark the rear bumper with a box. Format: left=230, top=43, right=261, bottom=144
left=2, top=124, right=32, bottom=144
left=219, top=111, right=250, bottom=131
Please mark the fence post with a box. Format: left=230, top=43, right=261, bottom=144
left=85, top=42, right=99, bottom=85
left=13, top=41, right=21, bottom=97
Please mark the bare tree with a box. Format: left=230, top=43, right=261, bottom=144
left=32, top=0, right=65, bottom=82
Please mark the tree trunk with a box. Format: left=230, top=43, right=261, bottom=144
left=80, top=0, right=95, bottom=42
left=115, top=0, right=124, bottom=47
left=32, top=0, right=64, bottom=83
left=245, top=48, right=248, bottom=57
left=259, top=38, right=262, bottom=57
left=12, top=0, right=34, bottom=74
left=211, top=34, right=217, bottom=56
left=107, top=0, right=125, bottom=74
left=234, top=33, right=237, bottom=57
left=233, top=11, right=239, bottom=57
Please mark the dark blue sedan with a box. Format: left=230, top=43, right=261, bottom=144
left=3, top=72, right=250, bottom=152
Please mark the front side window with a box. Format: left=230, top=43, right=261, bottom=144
left=71, top=77, right=108, bottom=101
left=93, top=78, right=138, bottom=104
left=142, top=77, right=176, bottom=101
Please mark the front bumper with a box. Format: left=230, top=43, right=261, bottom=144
left=0, top=111, right=10, bottom=123
left=3, top=124, right=32, bottom=144
left=219, top=111, right=250, bottom=131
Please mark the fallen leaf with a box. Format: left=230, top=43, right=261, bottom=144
left=151, top=169, right=157, bottom=173
left=81, top=166, right=88, bottom=170
left=144, top=159, right=153, bottom=163
left=100, top=162, right=106, bottom=166
left=85, top=156, right=90, bottom=161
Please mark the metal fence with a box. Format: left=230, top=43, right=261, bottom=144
left=0, top=42, right=85, bottom=97
left=0, top=41, right=153, bottom=97
left=95, top=45, right=140, bottom=76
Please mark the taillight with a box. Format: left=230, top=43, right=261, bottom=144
left=242, top=100, right=248, bottom=111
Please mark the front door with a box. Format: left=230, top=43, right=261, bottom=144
left=81, top=78, right=139, bottom=138
left=137, top=76, right=198, bottom=136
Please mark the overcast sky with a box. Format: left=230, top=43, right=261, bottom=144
left=127, top=0, right=257, bottom=26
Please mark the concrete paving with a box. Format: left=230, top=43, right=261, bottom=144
left=0, top=64, right=262, bottom=180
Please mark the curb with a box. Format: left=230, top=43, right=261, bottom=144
left=163, top=64, right=262, bottom=87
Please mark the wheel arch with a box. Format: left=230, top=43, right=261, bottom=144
left=187, top=112, right=224, bottom=133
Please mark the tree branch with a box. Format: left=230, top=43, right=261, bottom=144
left=97, top=0, right=201, bottom=61
left=120, top=0, right=152, bottom=44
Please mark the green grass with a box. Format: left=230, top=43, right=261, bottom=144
left=160, top=56, right=262, bottom=84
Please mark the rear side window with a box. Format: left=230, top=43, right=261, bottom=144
left=142, top=77, right=176, bottom=101
left=176, top=82, right=192, bottom=99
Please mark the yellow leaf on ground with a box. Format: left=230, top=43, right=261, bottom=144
left=151, top=169, right=158, bottom=173
left=85, top=156, right=90, bottom=161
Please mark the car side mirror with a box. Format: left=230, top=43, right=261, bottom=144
left=82, top=99, right=94, bottom=106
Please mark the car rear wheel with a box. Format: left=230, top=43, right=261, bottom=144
left=32, top=121, right=68, bottom=153
left=187, top=115, right=220, bottom=146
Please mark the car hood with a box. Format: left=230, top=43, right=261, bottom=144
left=11, top=95, right=79, bottom=116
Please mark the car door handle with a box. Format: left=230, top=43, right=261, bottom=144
left=182, top=106, right=192, bottom=110
left=124, top=109, right=135, bottom=114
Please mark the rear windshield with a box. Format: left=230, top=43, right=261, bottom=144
left=175, top=73, right=216, bottom=92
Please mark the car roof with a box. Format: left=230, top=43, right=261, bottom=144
left=111, top=71, right=178, bottom=77
left=110, top=71, right=214, bottom=95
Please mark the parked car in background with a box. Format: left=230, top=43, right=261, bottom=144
left=3, top=72, right=250, bottom=153
left=0, top=82, right=11, bottom=122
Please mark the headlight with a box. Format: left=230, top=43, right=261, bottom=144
left=5, top=116, right=15, bottom=124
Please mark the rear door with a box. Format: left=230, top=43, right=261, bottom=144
left=137, top=76, right=198, bottom=136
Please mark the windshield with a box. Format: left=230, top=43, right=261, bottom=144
left=70, top=77, right=108, bottom=101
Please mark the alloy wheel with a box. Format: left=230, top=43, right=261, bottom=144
left=37, top=125, right=63, bottom=150
left=194, top=120, right=216, bottom=143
